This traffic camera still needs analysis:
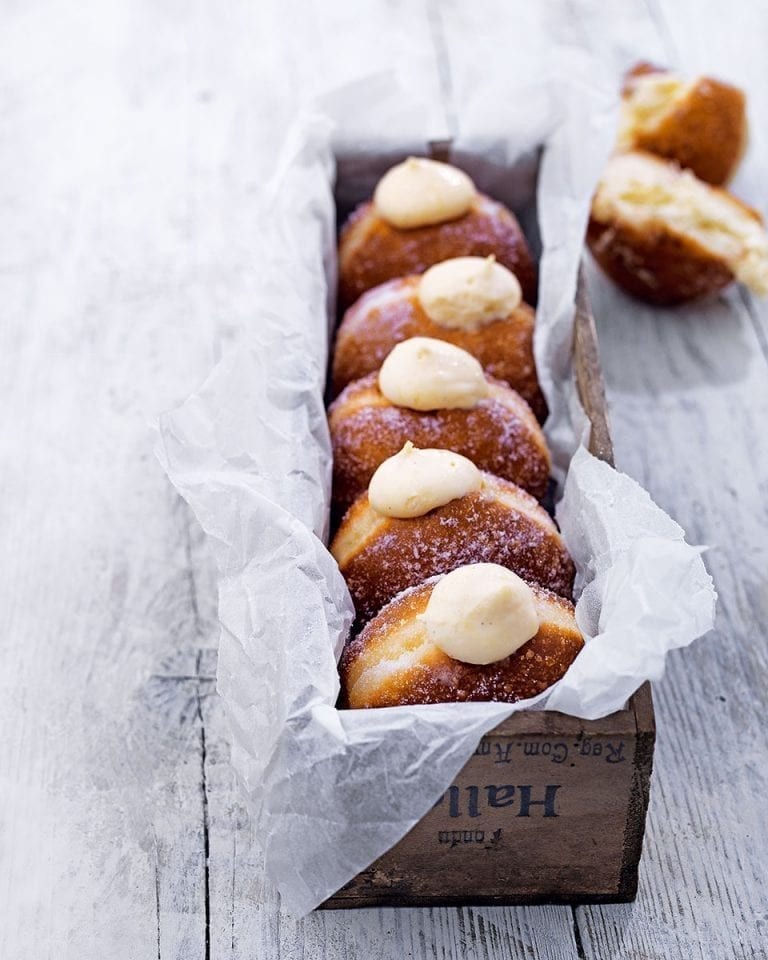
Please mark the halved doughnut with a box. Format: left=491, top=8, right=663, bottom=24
left=618, top=63, right=747, bottom=186
left=588, top=151, right=768, bottom=304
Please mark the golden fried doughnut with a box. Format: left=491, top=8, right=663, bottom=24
left=329, top=371, right=550, bottom=511
left=618, top=63, right=747, bottom=186
left=588, top=151, right=768, bottom=304
left=331, top=275, right=545, bottom=419
left=340, top=573, right=583, bottom=708
left=338, top=195, right=537, bottom=309
left=330, top=473, right=574, bottom=624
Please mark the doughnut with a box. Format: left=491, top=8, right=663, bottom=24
left=340, top=565, right=584, bottom=709
left=330, top=449, right=574, bottom=624
left=329, top=361, right=550, bottom=512
left=332, top=269, right=545, bottom=420
left=588, top=151, right=768, bottom=304
left=618, top=63, right=747, bottom=186
left=338, top=157, right=536, bottom=308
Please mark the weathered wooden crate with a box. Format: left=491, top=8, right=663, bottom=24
left=323, top=270, right=655, bottom=908
left=326, top=692, right=654, bottom=907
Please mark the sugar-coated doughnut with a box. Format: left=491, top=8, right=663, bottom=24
left=332, top=275, right=545, bottom=419
left=589, top=151, right=768, bottom=304
left=330, top=472, right=574, bottom=624
left=338, top=195, right=537, bottom=309
left=618, top=62, right=747, bottom=186
left=329, top=371, right=550, bottom=512
left=340, top=573, right=583, bottom=708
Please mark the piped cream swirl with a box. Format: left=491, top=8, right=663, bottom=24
left=368, top=442, right=481, bottom=518
left=374, top=157, right=476, bottom=229
left=378, top=337, right=489, bottom=411
left=418, top=256, right=523, bottom=329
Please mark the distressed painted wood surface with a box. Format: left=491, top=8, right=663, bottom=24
left=1, top=2, right=766, bottom=958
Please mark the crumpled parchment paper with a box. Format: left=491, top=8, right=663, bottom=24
left=156, top=64, right=716, bottom=915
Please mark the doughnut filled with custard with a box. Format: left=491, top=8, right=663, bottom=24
left=338, top=157, right=536, bottom=308
left=330, top=445, right=574, bottom=624
left=332, top=256, right=545, bottom=420
left=618, top=62, right=747, bottom=186
left=340, top=564, right=584, bottom=709
left=329, top=338, right=551, bottom=512
left=588, top=151, right=768, bottom=304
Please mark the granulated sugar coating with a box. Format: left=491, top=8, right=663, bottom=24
left=340, top=575, right=583, bottom=708
left=329, top=373, right=550, bottom=510
left=332, top=274, right=545, bottom=419
left=337, top=194, right=538, bottom=310
left=331, top=474, right=575, bottom=625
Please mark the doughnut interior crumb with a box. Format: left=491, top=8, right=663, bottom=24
left=351, top=617, right=430, bottom=702
left=592, top=152, right=768, bottom=294
left=331, top=506, right=387, bottom=567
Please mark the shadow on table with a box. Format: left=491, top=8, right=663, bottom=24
left=586, top=262, right=757, bottom=395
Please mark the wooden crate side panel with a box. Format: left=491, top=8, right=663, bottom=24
left=616, top=684, right=656, bottom=899
left=487, top=702, right=637, bottom=740
left=574, top=267, right=615, bottom=466
left=326, top=724, right=640, bottom=907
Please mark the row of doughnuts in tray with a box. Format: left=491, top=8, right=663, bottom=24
left=589, top=62, right=768, bottom=305
left=327, top=156, right=584, bottom=710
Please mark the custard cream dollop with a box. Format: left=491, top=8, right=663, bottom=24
left=421, top=563, right=539, bottom=665
left=367, top=442, right=481, bottom=519
left=373, top=157, right=476, bottom=229
left=378, top=337, right=489, bottom=411
left=418, top=256, right=523, bottom=329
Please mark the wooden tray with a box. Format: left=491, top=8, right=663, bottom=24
left=323, top=273, right=656, bottom=908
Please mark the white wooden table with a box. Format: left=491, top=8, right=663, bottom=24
left=2, top=3, right=766, bottom=957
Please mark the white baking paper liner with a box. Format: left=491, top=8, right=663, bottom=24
left=156, top=69, right=716, bottom=915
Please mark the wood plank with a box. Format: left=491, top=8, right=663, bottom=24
left=202, top=685, right=586, bottom=959
left=324, top=724, right=644, bottom=908
left=0, top=1, right=244, bottom=956
left=0, top=2, right=468, bottom=959
left=574, top=271, right=615, bottom=465
left=577, top=261, right=768, bottom=959
left=572, top=5, right=768, bottom=956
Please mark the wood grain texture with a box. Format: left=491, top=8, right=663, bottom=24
left=574, top=4, right=768, bottom=958
left=579, top=268, right=768, bottom=960
left=0, top=1, right=223, bottom=954
left=0, top=1, right=256, bottom=957
left=574, top=270, right=615, bottom=465
left=3, top=0, right=766, bottom=958
left=324, top=716, right=647, bottom=908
